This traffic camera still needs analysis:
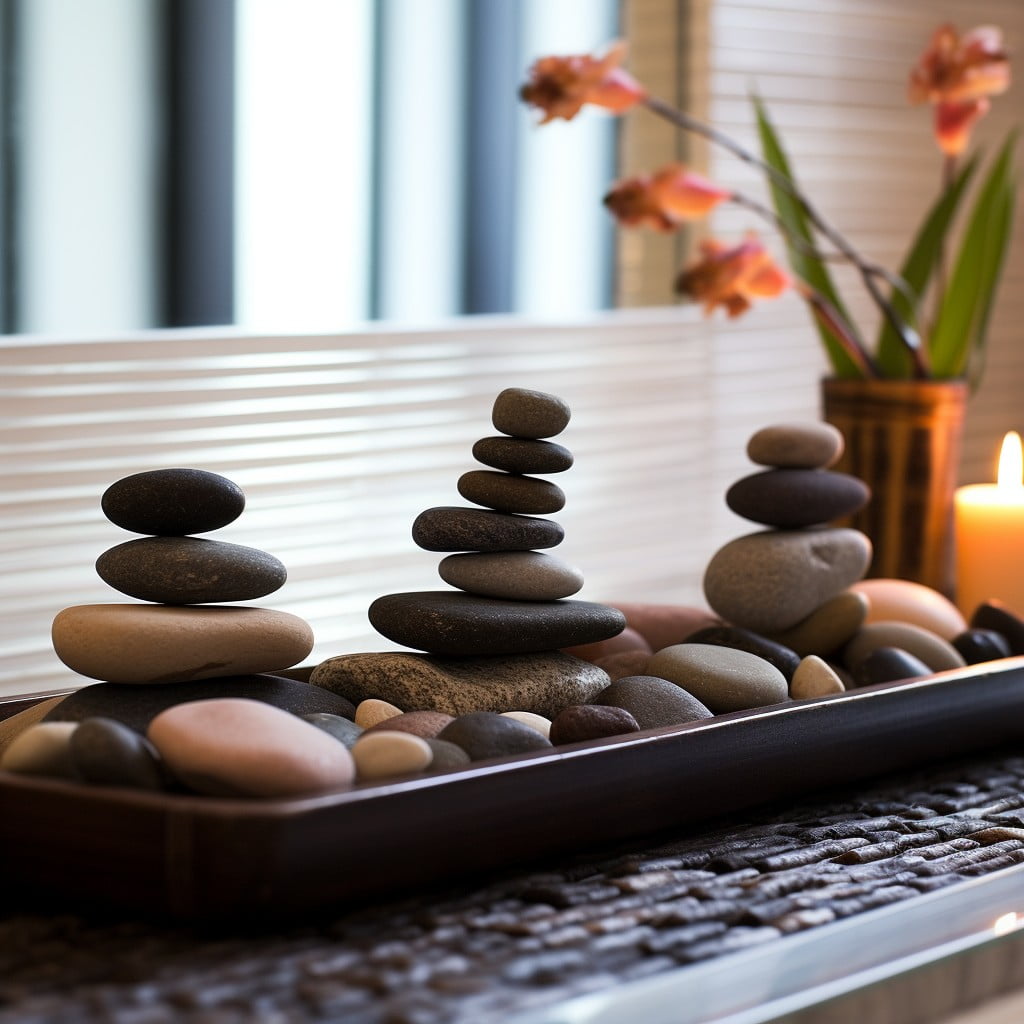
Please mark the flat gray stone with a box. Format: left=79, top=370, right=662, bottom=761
left=301, top=713, right=364, bottom=748
left=412, top=507, right=564, bottom=552
left=438, top=712, right=553, bottom=761
left=646, top=644, right=789, bottom=713
left=310, top=651, right=610, bottom=717
left=726, top=469, right=869, bottom=528
left=594, top=676, right=713, bottom=731
left=438, top=551, right=583, bottom=601
left=747, top=423, right=844, bottom=469
left=703, top=528, right=871, bottom=634
left=101, top=468, right=246, bottom=536
left=96, top=536, right=287, bottom=604
left=473, top=436, right=574, bottom=474
left=457, top=471, right=565, bottom=515
left=492, top=388, right=571, bottom=439
left=425, top=737, right=472, bottom=771
left=369, top=592, right=624, bottom=655
left=684, top=625, right=800, bottom=682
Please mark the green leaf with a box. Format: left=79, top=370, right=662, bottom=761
left=875, top=156, right=978, bottom=378
left=930, top=132, right=1017, bottom=379
left=753, top=95, right=865, bottom=378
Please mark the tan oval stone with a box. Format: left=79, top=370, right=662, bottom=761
left=0, top=722, right=78, bottom=778
left=351, top=731, right=433, bottom=781
left=703, top=528, right=872, bottom=634
left=52, top=604, right=314, bottom=684
left=355, top=698, right=403, bottom=728
left=439, top=550, right=583, bottom=601
left=363, top=710, right=452, bottom=738
left=147, top=698, right=354, bottom=797
left=790, top=656, right=846, bottom=699
left=501, top=711, right=552, bottom=738
left=747, top=422, right=844, bottom=469
left=851, top=579, right=967, bottom=641
left=768, top=591, right=869, bottom=657
left=645, top=644, right=789, bottom=713
left=0, top=696, right=66, bottom=759
left=843, top=621, right=966, bottom=674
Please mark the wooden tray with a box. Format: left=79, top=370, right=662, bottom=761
left=3, top=659, right=1024, bottom=920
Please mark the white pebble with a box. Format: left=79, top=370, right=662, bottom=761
left=0, top=722, right=78, bottom=778
left=791, top=656, right=845, bottom=699
left=354, top=698, right=403, bottom=729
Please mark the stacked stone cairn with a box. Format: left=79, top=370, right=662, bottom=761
left=311, top=387, right=629, bottom=763
left=1, top=469, right=360, bottom=797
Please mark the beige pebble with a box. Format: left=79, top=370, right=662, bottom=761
left=351, top=731, right=433, bottom=781
left=0, top=722, right=78, bottom=778
left=355, top=698, right=403, bottom=729
left=791, top=656, right=846, bottom=699
left=0, top=696, right=67, bottom=759
left=747, top=422, right=844, bottom=469
left=147, top=698, right=355, bottom=798
left=843, top=621, right=966, bottom=674
left=501, top=711, right=552, bottom=738
left=768, top=591, right=869, bottom=657
left=52, top=604, right=314, bottom=684
left=851, top=579, right=967, bottom=641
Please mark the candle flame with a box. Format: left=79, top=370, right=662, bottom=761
left=998, top=431, right=1024, bottom=489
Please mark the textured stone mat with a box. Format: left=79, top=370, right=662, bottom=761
left=5, top=749, right=1024, bottom=1023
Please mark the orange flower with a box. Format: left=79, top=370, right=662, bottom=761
left=909, top=24, right=1010, bottom=105
left=934, top=97, right=990, bottom=156
left=675, top=236, right=791, bottom=318
left=604, top=164, right=731, bottom=231
left=520, top=42, right=647, bottom=124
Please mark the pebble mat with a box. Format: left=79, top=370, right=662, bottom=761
left=5, top=749, right=1024, bottom=1023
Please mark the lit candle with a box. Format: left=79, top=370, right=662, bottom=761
left=955, top=431, right=1024, bottom=616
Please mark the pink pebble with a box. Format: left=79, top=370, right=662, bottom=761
left=610, top=603, right=722, bottom=653
left=562, top=626, right=652, bottom=663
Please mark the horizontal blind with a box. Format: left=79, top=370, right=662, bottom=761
left=1, top=308, right=819, bottom=697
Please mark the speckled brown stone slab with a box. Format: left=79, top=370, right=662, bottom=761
left=310, top=651, right=611, bottom=717
left=473, top=436, right=574, bottom=474
left=412, top=507, right=564, bottom=552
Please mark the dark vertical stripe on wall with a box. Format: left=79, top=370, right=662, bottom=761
left=463, top=0, right=521, bottom=314
left=163, top=0, right=235, bottom=326
left=0, top=0, right=18, bottom=331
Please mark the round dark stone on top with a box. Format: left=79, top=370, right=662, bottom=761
left=438, top=711, right=552, bottom=761
left=368, top=592, right=625, bottom=656
left=96, top=536, right=287, bottom=604
left=492, top=388, right=571, bottom=440
left=102, top=468, right=245, bottom=536
left=684, top=624, right=801, bottom=682
left=473, top=436, right=574, bottom=475
left=457, top=471, right=565, bottom=515
left=726, top=469, right=869, bottom=528
left=970, top=601, right=1024, bottom=655
left=44, top=674, right=356, bottom=733
left=412, top=507, right=564, bottom=552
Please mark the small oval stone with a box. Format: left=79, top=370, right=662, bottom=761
left=364, top=710, right=453, bottom=738
left=52, top=605, right=315, bottom=684
left=790, top=656, right=845, bottom=699
left=96, top=536, right=287, bottom=605
left=500, top=711, right=552, bottom=738
left=425, top=737, right=472, bottom=772
left=355, top=698, right=403, bottom=729
left=69, top=717, right=166, bottom=791
left=683, top=625, right=800, bottom=682
left=492, top=388, right=571, bottom=439
left=852, top=647, right=932, bottom=687
left=351, top=731, right=433, bottom=781
left=302, top=713, right=364, bottom=748
left=852, top=579, right=967, bottom=641
left=970, top=601, right=1024, bottom=655
left=594, top=676, right=713, bottom=731
left=46, top=674, right=355, bottom=732
left=843, top=622, right=965, bottom=674
left=0, top=696, right=65, bottom=760
left=439, top=551, right=583, bottom=601
left=645, top=644, right=789, bottom=713
left=147, top=698, right=355, bottom=797
left=101, top=468, right=245, bottom=536
left=767, top=591, right=869, bottom=658
left=438, top=711, right=553, bottom=761
left=703, top=528, right=872, bottom=634
left=726, top=469, right=869, bottom=528
left=457, top=471, right=565, bottom=515
left=549, top=705, right=640, bottom=745
left=473, top=436, right=574, bottom=474
left=412, top=507, right=564, bottom=553
left=0, top=722, right=77, bottom=778
left=952, top=628, right=1013, bottom=665
left=594, top=650, right=652, bottom=681
left=747, top=423, right=844, bottom=469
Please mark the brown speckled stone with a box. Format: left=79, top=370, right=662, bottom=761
left=439, top=551, right=582, bottom=601
left=746, top=423, right=844, bottom=469
left=310, top=651, right=609, bottom=718
left=472, top=436, right=574, bottom=474
left=412, top=507, right=564, bottom=553
left=457, top=471, right=565, bottom=515
left=363, top=710, right=454, bottom=738
left=492, top=388, right=571, bottom=439
left=549, top=705, right=640, bottom=746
